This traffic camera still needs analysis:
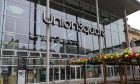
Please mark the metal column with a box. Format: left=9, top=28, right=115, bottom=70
left=124, top=8, right=130, bottom=84
left=95, top=0, right=107, bottom=84
left=45, top=0, right=50, bottom=84
left=95, top=0, right=102, bottom=53
left=124, top=8, right=130, bottom=48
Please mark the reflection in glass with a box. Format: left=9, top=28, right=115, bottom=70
left=85, top=35, right=93, bottom=54
left=2, top=58, right=12, bottom=65
left=117, top=19, right=124, bottom=26
left=54, top=67, right=59, bottom=80
left=111, top=23, right=118, bottom=32
left=111, top=32, right=119, bottom=41
left=120, top=33, right=125, bottom=43
left=0, top=32, right=2, bottom=48
left=96, top=66, right=101, bottom=77
left=15, top=44, right=28, bottom=50
left=60, top=67, right=65, bottom=80
left=67, top=30, right=77, bottom=41
left=37, top=23, right=46, bottom=35
left=6, top=1, right=29, bottom=19
left=3, top=32, right=15, bottom=49
left=118, top=26, right=124, bottom=34
left=50, top=68, right=53, bottom=81
left=114, top=66, right=119, bottom=76
left=71, top=67, right=75, bottom=79
left=105, top=37, right=112, bottom=48
left=4, top=16, right=16, bottom=32
left=0, top=16, right=1, bottom=31
left=76, top=67, right=80, bottom=79
left=16, top=19, right=29, bottom=35
left=105, top=28, right=111, bottom=37
left=51, top=24, right=66, bottom=53
left=0, top=0, right=3, bottom=14
left=66, top=66, right=70, bottom=80
left=79, top=33, right=86, bottom=54
left=0, top=66, right=17, bottom=84
left=15, top=34, right=29, bottom=44
left=93, top=35, right=99, bottom=50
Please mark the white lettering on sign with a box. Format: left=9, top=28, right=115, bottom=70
left=43, top=12, right=105, bottom=37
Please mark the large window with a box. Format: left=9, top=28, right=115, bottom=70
left=0, top=0, right=125, bottom=53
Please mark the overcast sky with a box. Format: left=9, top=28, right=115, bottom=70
left=127, top=0, right=140, bottom=30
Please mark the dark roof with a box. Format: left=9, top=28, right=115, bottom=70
left=80, top=0, right=140, bottom=18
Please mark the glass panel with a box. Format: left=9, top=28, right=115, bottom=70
left=15, top=34, right=29, bottom=44
left=71, top=67, right=75, bottom=79
left=76, top=67, right=80, bottom=79
left=8, top=0, right=30, bottom=6
left=50, top=21, right=67, bottom=53
left=15, top=19, right=29, bottom=35
left=37, top=23, right=46, bottom=36
left=111, top=31, right=119, bottom=41
left=118, top=25, right=124, bottom=34
left=61, top=55, right=68, bottom=58
left=105, top=37, right=112, bottom=48
left=114, top=66, right=119, bottom=76
left=0, top=16, right=2, bottom=31
left=69, top=55, right=76, bottom=58
left=112, top=40, right=119, bottom=47
left=54, top=67, right=59, bottom=81
left=15, top=43, right=28, bottom=50
left=27, top=68, right=35, bottom=83
left=60, top=67, right=65, bottom=80
left=94, top=66, right=101, bottom=78
left=30, top=52, right=40, bottom=57
left=0, top=32, right=2, bottom=48
left=0, top=66, right=17, bottom=84
left=17, top=51, right=28, bottom=56
left=30, top=7, right=41, bottom=23
left=52, top=54, right=60, bottom=58
left=49, top=68, right=53, bottom=81
left=117, top=19, right=124, bottom=27
left=67, top=30, right=77, bottom=41
left=79, top=33, right=86, bottom=54
left=2, top=50, right=15, bottom=56
left=81, top=66, right=84, bottom=78
left=1, top=58, right=16, bottom=65
left=93, top=36, right=99, bottom=51
left=105, top=28, right=111, bottom=38
left=66, top=66, right=70, bottom=80
left=111, top=67, right=114, bottom=76
left=3, top=32, right=15, bottom=49
left=111, top=23, right=118, bottom=32
left=101, top=37, right=105, bottom=50
left=106, top=67, right=111, bottom=77
left=6, top=1, right=29, bottom=19
left=66, top=29, right=77, bottom=54
left=4, top=16, right=16, bottom=32
left=85, top=35, right=93, bottom=54
left=28, top=59, right=40, bottom=65
left=0, top=0, right=3, bottom=14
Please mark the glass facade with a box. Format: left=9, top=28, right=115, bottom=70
left=0, top=0, right=129, bottom=84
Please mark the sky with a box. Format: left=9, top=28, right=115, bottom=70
left=127, top=0, right=140, bottom=30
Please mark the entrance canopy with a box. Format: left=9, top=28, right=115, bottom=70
left=80, top=0, right=140, bottom=18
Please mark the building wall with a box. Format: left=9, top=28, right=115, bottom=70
left=0, top=0, right=127, bottom=83
left=128, top=25, right=140, bottom=41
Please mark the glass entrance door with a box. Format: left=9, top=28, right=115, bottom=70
left=70, top=66, right=81, bottom=79
left=107, top=66, right=115, bottom=77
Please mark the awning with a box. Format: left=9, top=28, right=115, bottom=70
left=80, top=0, right=140, bottom=18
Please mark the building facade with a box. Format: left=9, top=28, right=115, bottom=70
left=128, top=25, right=140, bottom=41
left=0, top=0, right=140, bottom=84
